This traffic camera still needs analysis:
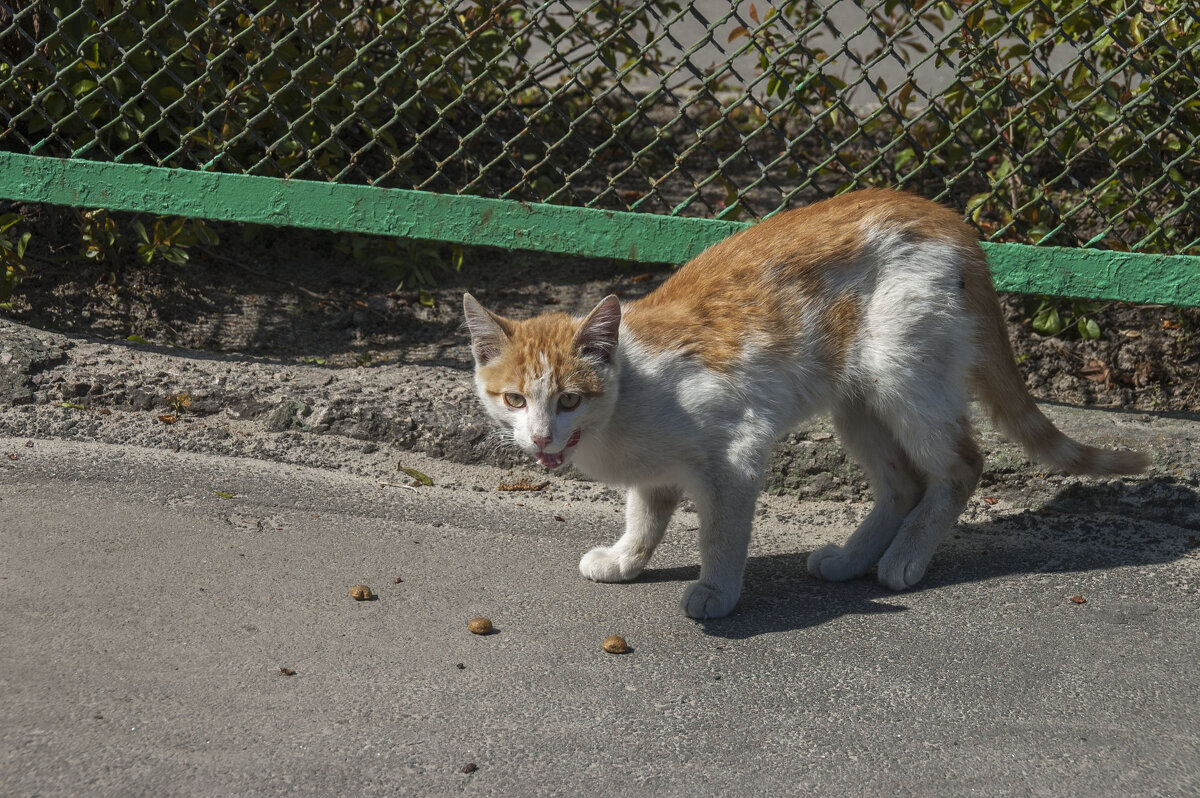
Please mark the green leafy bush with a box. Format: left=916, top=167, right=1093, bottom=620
left=1, top=0, right=1194, bottom=256
left=130, top=217, right=219, bottom=265
left=335, top=233, right=462, bottom=298
left=728, top=0, right=1199, bottom=252
left=1029, top=297, right=1105, bottom=339
left=1, top=1, right=674, bottom=191
left=76, top=209, right=118, bottom=268
left=0, top=212, right=30, bottom=302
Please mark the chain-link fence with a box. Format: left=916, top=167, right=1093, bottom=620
left=2, top=1, right=1198, bottom=254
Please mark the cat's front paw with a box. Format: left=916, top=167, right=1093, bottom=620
left=579, top=546, right=644, bottom=583
left=807, top=544, right=872, bottom=582
left=876, top=549, right=929, bottom=591
left=680, top=581, right=739, bottom=619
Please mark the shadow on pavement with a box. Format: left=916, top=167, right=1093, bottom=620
left=635, top=479, right=1200, bottom=639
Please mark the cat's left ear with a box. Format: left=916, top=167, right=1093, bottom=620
left=574, top=294, right=621, bottom=363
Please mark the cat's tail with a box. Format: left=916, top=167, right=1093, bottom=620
left=967, top=268, right=1149, bottom=477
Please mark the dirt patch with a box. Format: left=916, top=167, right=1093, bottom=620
left=6, top=203, right=1198, bottom=412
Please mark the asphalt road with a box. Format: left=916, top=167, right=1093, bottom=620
left=2, top=434, right=1199, bottom=796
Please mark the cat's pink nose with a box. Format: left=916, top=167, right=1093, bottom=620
left=531, top=435, right=551, bottom=450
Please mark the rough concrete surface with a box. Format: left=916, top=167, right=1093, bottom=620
left=3, top=319, right=1200, bottom=796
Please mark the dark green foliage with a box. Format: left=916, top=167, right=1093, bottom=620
left=1, top=1, right=674, bottom=188
left=0, top=212, right=30, bottom=302
left=727, top=0, right=1199, bottom=253
left=130, top=217, right=219, bottom=265
left=1, top=0, right=1195, bottom=259
left=335, top=233, right=463, bottom=297
left=1029, top=296, right=1106, bottom=339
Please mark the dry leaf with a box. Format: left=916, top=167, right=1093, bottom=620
left=397, top=465, right=432, bottom=486
left=497, top=479, right=550, bottom=492
left=1080, top=359, right=1110, bottom=384
left=1132, top=361, right=1159, bottom=386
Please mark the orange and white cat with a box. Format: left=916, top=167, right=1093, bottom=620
left=464, top=189, right=1147, bottom=619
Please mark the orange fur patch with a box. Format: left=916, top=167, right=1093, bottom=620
left=478, top=312, right=606, bottom=397
left=624, top=189, right=979, bottom=374
left=824, top=292, right=861, bottom=374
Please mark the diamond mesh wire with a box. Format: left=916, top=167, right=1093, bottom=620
left=2, top=0, right=1197, bottom=253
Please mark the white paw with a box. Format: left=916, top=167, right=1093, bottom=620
left=680, top=581, right=739, bottom=619
left=579, top=546, right=643, bottom=583
left=807, top=544, right=872, bottom=582
left=876, top=550, right=929, bottom=591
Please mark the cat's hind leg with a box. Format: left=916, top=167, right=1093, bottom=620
left=580, top=484, right=682, bottom=583
left=875, top=414, right=983, bottom=590
left=808, top=404, right=925, bottom=582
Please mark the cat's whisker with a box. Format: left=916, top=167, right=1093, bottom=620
left=480, top=429, right=521, bottom=458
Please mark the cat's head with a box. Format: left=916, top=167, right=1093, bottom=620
left=463, top=293, right=622, bottom=470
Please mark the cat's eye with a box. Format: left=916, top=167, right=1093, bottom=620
left=558, top=393, right=582, bottom=411
left=503, top=392, right=526, bottom=409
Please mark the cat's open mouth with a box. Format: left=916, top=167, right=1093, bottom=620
left=535, top=429, right=582, bottom=469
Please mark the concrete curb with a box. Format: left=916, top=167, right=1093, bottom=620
left=2, top=318, right=1198, bottom=519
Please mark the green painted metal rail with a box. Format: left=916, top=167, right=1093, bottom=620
left=2, top=151, right=1196, bottom=306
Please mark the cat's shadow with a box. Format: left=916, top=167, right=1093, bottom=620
left=637, top=478, right=1200, bottom=640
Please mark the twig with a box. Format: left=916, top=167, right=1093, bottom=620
left=1182, top=375, right=1199, bottom=409
left=198, top=245, right=397, bottom=322
left=196, top=246, right=334, bottom=302
left=378, top=480, right=419, bottom=492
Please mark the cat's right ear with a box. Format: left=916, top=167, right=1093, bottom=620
left=462, top=293, right=513, bottom=366
left=574, top=294, right=622, bottom=364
